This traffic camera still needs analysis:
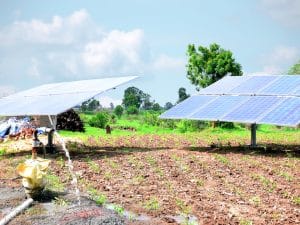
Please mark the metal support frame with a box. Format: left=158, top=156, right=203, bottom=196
left=250, top=123, right=257, bottom=147
left=46, top=115, right=57, bottom=154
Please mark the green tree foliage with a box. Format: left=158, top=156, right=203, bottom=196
left=142, top=93, right=154, bottom=110
left=152, top=103, right=161, bottom=111
left=187, top=43, right=242, bottom=90
left=123, top=87, right=144, bottom=108
left=288, top=60, right=300, bottom=75
left=88, top=112, right=110, bottom=128
left=164, top=102, right=173, bottom=110
left=126, top=105, right=139, bottom=115
left=114, top=105, right=124, bottom=118
left=81, top=98, right=100, bottom=111
left=122, top=86, right=154, bottom=111
left=177, top=87, right=190, bottom=103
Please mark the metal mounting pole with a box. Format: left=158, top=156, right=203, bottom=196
left=250, top=123, right=257, bottom=147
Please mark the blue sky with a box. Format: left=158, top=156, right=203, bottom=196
left=0, top=0, right=299, bottom=106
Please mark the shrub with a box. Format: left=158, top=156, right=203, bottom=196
left=88, top=112, right=110, bottom=128
left=114, top=105, right=124, bottom=118
left=126, top=105, right=139, bottom=115
left=143, top=111, right=160, bottom=126
left=177, top=120, right=207, bottom=133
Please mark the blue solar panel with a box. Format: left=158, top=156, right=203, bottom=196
left=258, top=97, right=300, bottom=126
left=199, top=76, right=250, bottom=94
left=159, top=95, right=216, bottom=119
left=260, top=76, right=300, bottom=95
left=222, top=96, right=281, bottom=123
left=229, top=76, right=278, bottom=94
left=189, top=95, right=249, bottom=120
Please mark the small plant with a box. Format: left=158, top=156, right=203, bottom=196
left=176, top=198, right=192, bottom=215
left=144, top=197, right=160, bottom=211
left=214, top=154, right=230, bottom=165
left=45, top=173, right=65, bottom=192
left=195, top=179, right=204, bottom=187
left=252, top=174, right=277, bottom=193
left=279, top=171, right=293, bottom=181
left=249, top=196, right=261, bottom=206
left=292, top=196, right=300, bottom=205
left=112, top=204, right=125, bottom=216
left=239, top=219, right=253, bottom=225
left=114, top=105, right=124, bottom=118
left=132, top=175, right=145, bottom=185
left=53, top=197, right=69, bottom=206
left=88, top=187, right=107, bottom=205
left=86, top=158, right=101, bottom=173
left=146, top=155, right=157, bottom=166
left=104, top=171, right=113, bottom=180
left=88, top=111, right=110, bottom=128
left=0, top=148, right=6, bottom=156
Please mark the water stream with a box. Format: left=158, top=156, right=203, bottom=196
left=54, top=131, right=81, bottom=205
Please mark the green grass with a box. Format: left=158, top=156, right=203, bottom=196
left=58, top=113, right=300, bottom=146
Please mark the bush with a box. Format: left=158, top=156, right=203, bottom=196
left=177, top=120, right=207, bottom=133
left=218, top=122, right=235, bottom=129
left=114, top=105, right=124, bottom=118
left=88, top=112, right=110, bottom=128
left=143, top=111, right=160, bottom=126
left=126, top=105, right=139, bottom=115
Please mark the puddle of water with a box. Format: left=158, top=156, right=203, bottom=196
left=171, top=214, right=199, bottom=225
left=104, top=203, right=152, bottom=222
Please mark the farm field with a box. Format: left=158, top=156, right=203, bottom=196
left=0, top=121, right=299, bottom=225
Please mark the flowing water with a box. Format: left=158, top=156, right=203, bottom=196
left=54, top=131, right=81, bottom=205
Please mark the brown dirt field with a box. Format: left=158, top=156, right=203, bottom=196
left=0, top=139, right=299, bottom=224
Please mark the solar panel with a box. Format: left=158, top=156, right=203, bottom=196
left=258, top=97, right=300, bottom=126
left=229, top=76, right=278, bottom=94
left=189, top=95, right=250, bottom=120
left=0, top=76, right=137, bottom=116
left=259, top=76, right=300, bottom=96
left=199, top=76, right=250, bottom=94
left=160, top=95, right=216, bottom=119
left=222, top=96, right=282, bottom=123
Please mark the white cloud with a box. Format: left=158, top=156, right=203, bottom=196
left=260, top=0, right=300, bottom=27
left=253, top=45, right=299, bottom=74
left=0, top=9, right=94, bottom=45
left=82, top=29, right=146, bottom=73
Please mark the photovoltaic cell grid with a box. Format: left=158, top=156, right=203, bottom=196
left=159, top=95, right=215, bottom=119
left=259, top=76, right=300, bottom=95
left=189, top=95, right=249, bottom=120
left=259, top=97, right=300, bottom=126
left=160, top=75, right=300, bottom=127
left=0, top=76, right=137, bottom=116
left=222, top=96, right=282, bottom=123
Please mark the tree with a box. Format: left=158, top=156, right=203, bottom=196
left=141, top=93, right=154, bottom=110
left=186, top=43, right=242, bottom=90
left=164, top=102, right=173, bottom=110
left=126, top=105, right=139, bottom=115
left=288, top=60, right=300, bottom=74
left=177, top=87, right=190, bottom=103
left=81, top=98, right=100, bottom=111
left=110, top=102, right=115, bottom=110
left=114, top=105, right=124, bottom=118
left=122, top=86, right=153, bottom=110
left=123, top=87, right=143, bottom=108
left=152, top=103, right=161, bottom=111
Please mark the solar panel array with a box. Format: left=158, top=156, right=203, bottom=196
left=0, top=76, right=137, bottom=116
left=160, top=75, right=300, bottom=127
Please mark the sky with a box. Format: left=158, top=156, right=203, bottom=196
left=0, top=0, right=299, bottom=106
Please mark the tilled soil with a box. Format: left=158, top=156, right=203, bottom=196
left=0, top=138, right=299, bottom=224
